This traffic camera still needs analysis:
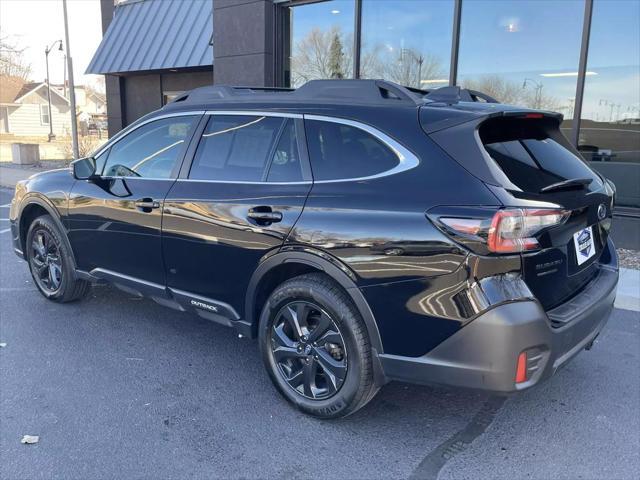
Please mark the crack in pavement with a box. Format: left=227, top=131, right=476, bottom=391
left=409, top=396, right=506, bottom=480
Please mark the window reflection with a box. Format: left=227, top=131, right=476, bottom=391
left=578, top=0, right=640, bottom=206
left=360, top=0, right=453, bottom=88
left=286, top=0, right=355, bottom=87
left=457, top=0, right=583, bottom=122
left=578, top=0, right=640, bottom=162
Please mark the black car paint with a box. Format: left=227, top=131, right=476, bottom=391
left=9, top=87, right=617, bottom=390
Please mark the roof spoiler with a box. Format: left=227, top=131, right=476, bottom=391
left=423, top=86, right=499, bottom=104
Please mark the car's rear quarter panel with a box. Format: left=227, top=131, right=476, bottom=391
left=287, top=111, right=505, bottom=356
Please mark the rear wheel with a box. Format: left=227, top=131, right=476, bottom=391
left=259, top=273, right=379, bottom=418
left=26, top=215, right=89, bottom=302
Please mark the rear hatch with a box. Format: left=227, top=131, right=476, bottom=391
left=423, top=107, right=615, bottom=310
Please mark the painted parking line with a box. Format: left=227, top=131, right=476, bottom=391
left=0, top=204, right=11, bottom=208
left=0, top=229, right=10, bottom=234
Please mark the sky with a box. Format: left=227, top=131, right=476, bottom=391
left=0, top=0, right=103, bottom=88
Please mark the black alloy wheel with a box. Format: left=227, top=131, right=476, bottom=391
left=270, top=300, right=348, bottom=400
left=26, top=214, right=89, bottom=303
left=29, top=228, right=63, bottom=294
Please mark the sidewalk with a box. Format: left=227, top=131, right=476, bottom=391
left=0, top=163, right=638, bottom=312
left=0, top=163, right=57, bottom=189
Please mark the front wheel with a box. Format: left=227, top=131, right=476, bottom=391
left=26, top=214, right=89, bottom=302
left=259, top=273, right=379, bottom=418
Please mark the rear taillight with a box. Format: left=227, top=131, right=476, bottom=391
left=437, top=208, right=569, bottom=254
left=486, top=208, right=569, bottom=253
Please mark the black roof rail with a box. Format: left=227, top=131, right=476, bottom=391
left=166, top=80, right=499, bottom=107
left=294, top=79, right=421, bottom=105
left=166, top=79, right=423, bottom=106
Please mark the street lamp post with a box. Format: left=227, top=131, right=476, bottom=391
left=44, top=40, right=63, bottom=142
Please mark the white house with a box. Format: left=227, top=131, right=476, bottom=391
left=0, top=76, right=72, bottom=137
left=52, top=84, right=107, bottom=120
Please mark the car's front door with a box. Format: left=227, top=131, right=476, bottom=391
left=67, top=113, right=201, bottom=289
left=161, top=113, right=312, bottom=322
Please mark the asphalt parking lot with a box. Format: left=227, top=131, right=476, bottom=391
left=0, top=186, right=638, bottom=480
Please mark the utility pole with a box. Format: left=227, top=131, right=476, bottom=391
left=62, top=0, right=79, bottom=159
left=44, top=40, right=63, bottom=142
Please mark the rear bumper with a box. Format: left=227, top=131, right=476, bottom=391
left=379, top=262, right=618, bottom=393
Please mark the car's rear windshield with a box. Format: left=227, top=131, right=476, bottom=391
left=480, top=118, right=602, bottom=193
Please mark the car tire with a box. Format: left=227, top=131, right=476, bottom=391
left=259, top=273, right=379, bottom=418
left=26, top=214, right=89, bottom=303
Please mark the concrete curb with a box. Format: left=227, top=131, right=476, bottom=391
left=616, top=267, right=640, bottom=313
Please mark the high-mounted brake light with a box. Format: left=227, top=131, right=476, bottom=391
left=438, top=208, right=570, bottom=254
left=524, top=113, right=544, bottom=119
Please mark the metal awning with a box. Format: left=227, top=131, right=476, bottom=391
left=86, top=0, right=213, bottom=75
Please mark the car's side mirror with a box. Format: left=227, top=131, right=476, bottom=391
left=71, top=157, right=97, bottom=180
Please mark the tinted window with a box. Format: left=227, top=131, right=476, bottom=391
left=485, top=138, right=602, bottom=193
left=267, top=119, right=303, bottom=182
left=305, top=120, right=399, bottom=180
left=190, top=115, right=284, bottom=181
left=102, top=116, right=197, bottom=178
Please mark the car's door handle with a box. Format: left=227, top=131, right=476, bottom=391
left=247, top=207, right=282, bottom=224
left=135, top=198, right=160, bottom=212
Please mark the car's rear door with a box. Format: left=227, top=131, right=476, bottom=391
left=67, top=113, right=202, bottom=290
left=161, top=112, right=312, bottom=322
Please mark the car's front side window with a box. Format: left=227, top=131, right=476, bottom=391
left=101, top=115, right=198, bottom=178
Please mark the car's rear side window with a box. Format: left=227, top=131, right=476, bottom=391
left=305, top=119, right=399, bottom=181
left=189, top=115, right=285, bottom=182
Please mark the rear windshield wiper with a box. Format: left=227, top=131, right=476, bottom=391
left=540, top=178, right=593, bottom=193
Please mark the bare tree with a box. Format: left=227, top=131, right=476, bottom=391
left=462, top=74, right=561, bottom=111
left=0, top=35, right=32, bottom=80
left=359, top=45, right=444, bottom=88
left=291, top=27, right=351, bottom=87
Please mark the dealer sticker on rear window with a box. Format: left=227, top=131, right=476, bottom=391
left=573, top=226, right=596, bottom=266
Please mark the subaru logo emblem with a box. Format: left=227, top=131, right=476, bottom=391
left=597, top=203, right=607, bottom=220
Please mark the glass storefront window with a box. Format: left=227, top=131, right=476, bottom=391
left=578, top=0, right=640, bottom=206
left=359, top=0, right=454, bottom=89
left=457, top=0, right=584, bottom=129
left=285, top=0, right=355, bottom=87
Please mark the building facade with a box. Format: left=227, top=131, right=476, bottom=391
left=88, top=0, right=214, bottom=136
left=91, top=0, right=639, bottom=206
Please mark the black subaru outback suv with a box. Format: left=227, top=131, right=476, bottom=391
left=9, top=80, right=618, bottom=418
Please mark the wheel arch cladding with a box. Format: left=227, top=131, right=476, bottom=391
left=245, top=252, right=385, bottom=356
left=20, top=199, right=77, bottom=268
